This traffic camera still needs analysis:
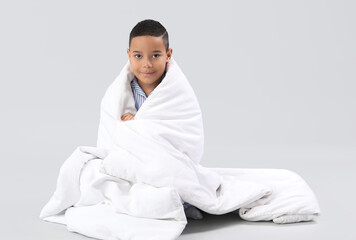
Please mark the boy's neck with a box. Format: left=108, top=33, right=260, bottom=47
left=136, top=71, right=166, bottom=97
left=137, top=80, right=160, bottom=97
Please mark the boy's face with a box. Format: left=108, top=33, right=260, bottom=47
left=127, top=36, right=172, bottom=86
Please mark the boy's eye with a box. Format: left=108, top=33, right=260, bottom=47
left=134, top=54, right=160, bottom=59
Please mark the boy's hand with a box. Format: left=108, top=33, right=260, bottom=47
left=121, top=112, right=135, bottom=122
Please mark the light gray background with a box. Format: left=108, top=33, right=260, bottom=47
left=0, top=0, right=355, bottom=239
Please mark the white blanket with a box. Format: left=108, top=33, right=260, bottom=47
left=40, top=57, right=320, bottom=240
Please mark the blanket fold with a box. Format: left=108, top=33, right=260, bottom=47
left=40, top=57, right=320, bottom=240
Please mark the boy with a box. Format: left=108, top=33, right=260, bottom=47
left=121, top=19, right=203, bottom=220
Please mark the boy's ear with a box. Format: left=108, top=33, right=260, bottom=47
left=166, top=48, right=173, bottom=62
left=126, top=48, right=131, bottom=59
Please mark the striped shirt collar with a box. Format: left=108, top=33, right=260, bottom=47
left=130, top=76, right=155, bottom=110
left=131, top=76, right=149, bottom=97
left=130, top=71, right=166, bottom=110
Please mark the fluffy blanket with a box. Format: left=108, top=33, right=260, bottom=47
left=39, top=57, right=320, bottom=240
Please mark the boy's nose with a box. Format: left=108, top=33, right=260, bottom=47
left=142, top=58, right=153, bottom=68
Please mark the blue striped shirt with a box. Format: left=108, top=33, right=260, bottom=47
left=130, top=76, right=156, bottom=110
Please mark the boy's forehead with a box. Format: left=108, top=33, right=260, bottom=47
left=130, top=36, right=165, bottom=52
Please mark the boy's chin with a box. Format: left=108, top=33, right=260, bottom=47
left=136, top=74, right=164, bottom=84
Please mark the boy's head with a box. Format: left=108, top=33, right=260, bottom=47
left=127, top=19, right=173, bottom=88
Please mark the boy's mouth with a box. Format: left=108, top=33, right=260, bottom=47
left=141, top=72, right=155, bottom=77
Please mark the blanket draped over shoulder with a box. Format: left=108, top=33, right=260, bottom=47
left=40, top=57, right=320, bottom=240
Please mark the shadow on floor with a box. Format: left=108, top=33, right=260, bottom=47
left=181, top=211, right=317, bottom=235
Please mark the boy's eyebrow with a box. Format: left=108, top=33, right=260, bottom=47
left=132, top=50, right=163, bottom=53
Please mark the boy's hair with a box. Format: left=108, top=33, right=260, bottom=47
left=129, top=19, right=169, bottom=52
